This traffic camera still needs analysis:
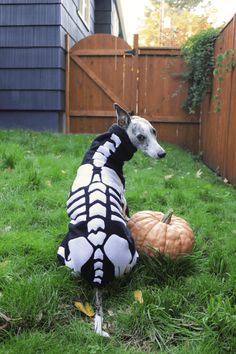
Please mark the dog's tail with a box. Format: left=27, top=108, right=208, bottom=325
left=94, top=288, right=110, bottom=337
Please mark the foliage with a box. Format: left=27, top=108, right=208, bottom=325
left=138, top=0, right=216, bottom=47
left=181, top=27, right=220, bottom=114
left=166, top=0, right=208, bottom=11
left=213, top=49, right=235, bottom=112
left=0, top=130, right=236, bottom=353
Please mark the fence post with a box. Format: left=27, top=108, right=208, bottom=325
left=132, top=34, right=139, bottom=115
left=65, top=33, right=70, bottom=134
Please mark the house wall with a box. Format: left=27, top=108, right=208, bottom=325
left=0, top=0, right=95, bottom=131
left=61, top=0, right=95, bottom=46
left=95, top=0, right=112, bottom=34
left=95, top=0, right=122, bottom=37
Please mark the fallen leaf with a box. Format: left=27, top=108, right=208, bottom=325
left=107, top=309, right=114, bottom=316
left=46, top=180, right=52, bottom=187
left=164, top=175, right=173, bottom=180
left=0, top=260, right=10, bottom=268
left=4, top=225, right=12, bottom=232
left=74, top=301, right=95, bottom=317
left=196, top=169, right=203, bottom=178
left=134, top=290, right=143, bottom=304
left=84, top=303, right=95, bottom=317
left=36, top=312, right=43, bottom=322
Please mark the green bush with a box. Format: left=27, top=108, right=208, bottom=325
left=181, top=28, right=220, bottom=114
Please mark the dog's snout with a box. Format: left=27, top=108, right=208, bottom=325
left=158, top=151, right=166, bottom=159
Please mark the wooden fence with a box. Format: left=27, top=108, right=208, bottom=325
left=137, top=46, right=199, bottom=153
left=65, top=18, right=236, bottom=185
left=200, top=15, right=236, bottom=185
left=66, top=34, right=199, bottom=154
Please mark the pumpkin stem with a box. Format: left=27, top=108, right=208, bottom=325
left=161, top=209, right=173, bottom=224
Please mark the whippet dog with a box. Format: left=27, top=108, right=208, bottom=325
left=57, top=103, right=166, bottom=336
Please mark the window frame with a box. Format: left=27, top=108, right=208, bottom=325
left=77, top=0, right=90, bottom=30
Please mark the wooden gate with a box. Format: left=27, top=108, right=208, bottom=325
left=66, top=34, right=138, bottom=134
left=66, top=34, right=199, bottom=153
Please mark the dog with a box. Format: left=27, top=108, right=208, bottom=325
left=57, top=103, right=166, bottom=336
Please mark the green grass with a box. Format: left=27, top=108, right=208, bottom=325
left=0, top=129, right=236, bottom=353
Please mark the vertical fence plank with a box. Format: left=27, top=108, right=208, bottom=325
left=226, top=14, right=236, bottom=184
left=201, top=15, right=236, bottom=185
left=132, top=34, right=139, bottom=114
left=65, top=33, right=70, bottom=134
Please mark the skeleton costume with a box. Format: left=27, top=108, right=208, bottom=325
left=57, top=124, right=138, bottom=286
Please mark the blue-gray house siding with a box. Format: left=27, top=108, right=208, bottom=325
left=95, top=0, right=123, bottom=37
left=0, top=0, right=125, bottom=131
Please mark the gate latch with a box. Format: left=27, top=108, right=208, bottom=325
left=124, top=49, right=137, bottom=56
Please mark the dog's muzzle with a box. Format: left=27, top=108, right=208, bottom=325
left=158, top=151, right=166, bottom=159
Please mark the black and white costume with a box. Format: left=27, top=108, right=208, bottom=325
left=57, top=124, right=138, bottom=287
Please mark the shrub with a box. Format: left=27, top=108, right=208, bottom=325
left=181, top=28, right=220, bottom=114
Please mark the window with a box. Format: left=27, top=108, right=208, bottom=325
left=78, top=0, right=90, bottom=29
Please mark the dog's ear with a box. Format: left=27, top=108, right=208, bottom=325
left=114, top=103, right=131, bottom=129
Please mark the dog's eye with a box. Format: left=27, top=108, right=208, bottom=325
left=152, top=128, right=156, bottom=136
left=137, top=134, right=146, bottom=142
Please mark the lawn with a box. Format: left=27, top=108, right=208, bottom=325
left=0, top=129, right=236, bottom=354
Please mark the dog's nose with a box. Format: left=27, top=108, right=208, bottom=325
left=158, top=151, right=166, bottom=159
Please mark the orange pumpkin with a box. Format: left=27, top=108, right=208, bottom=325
left=128, top=210, right=194, bottom=258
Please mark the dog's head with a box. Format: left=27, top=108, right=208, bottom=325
left=114, top=103, right=166, bottom=160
